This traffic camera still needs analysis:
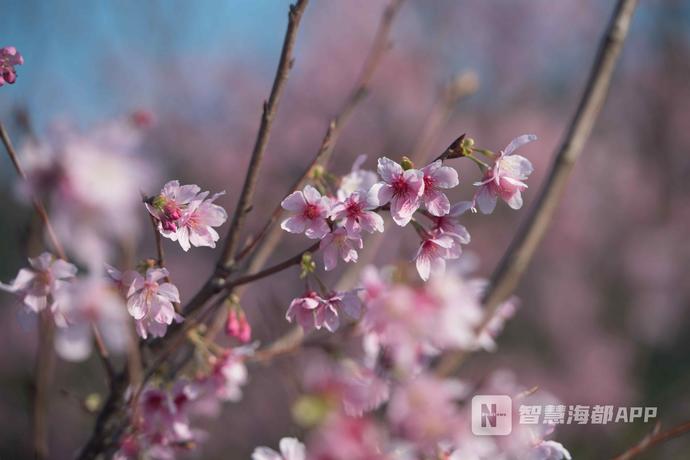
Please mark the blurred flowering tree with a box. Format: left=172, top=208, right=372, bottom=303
left=3, top=0, right=690, bottom=459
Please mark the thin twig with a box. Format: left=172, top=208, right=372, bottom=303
left=236, top=0, right=405, bottom=271
left=148, top=211, right=165, bottom=267
left=0, top=122, right=66, bottom=260
left=436, top=0, right=639, bottom=377
left=219, top=0, right=310, bottom=271
left=612, top=420, right=690, bottom=460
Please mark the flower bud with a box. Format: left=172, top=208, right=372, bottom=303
left=400, top=156, right=414, bottom=171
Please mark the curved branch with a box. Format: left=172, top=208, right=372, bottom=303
left=437, top=0, right=638, bottom=376
left=612, top=421, right=690, bottom=460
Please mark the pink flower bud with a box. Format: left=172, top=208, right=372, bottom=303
left=226, top=309, right=252, bottom=343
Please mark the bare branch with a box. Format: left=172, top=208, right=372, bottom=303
left=436, top=0, right=639, bottom=377
left=237, top=0, right=405, bottom=272
left=612, top=420, right=690, bottom=460
left=0, top=122, right=66, bottom=260
left=219, top=0, right=310, bottom=271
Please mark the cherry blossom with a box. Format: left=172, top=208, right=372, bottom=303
left=174, top=191, right=227, bottom=251
left=123, top=382, right=198, bottom=459
left=195, top=350, right=249, bottom=402
left=307, top=414, right=390, bottom=460
left=0, top=252, right=77, bottom=324
left=286, top=290, right=360, bottom=333
left=320, top=227, right=363, bottom=271
left=126, top=268, right=182, bottom=339
left=473, top=134, right=537, bottom=214
left=420, top=160, right=459, bottom=216
left=252, top=437, right=306, bottom=460
left=330, top=190, right=384, bottom=237
left=413, top=234, right=458, bottom=281
left=281, top=185, right=332, bottom=239
left=146, top=180, right=202, bottom=232
left=147, top=181, right=228, bottom=251
left=370, top=157, right=425, bottom=226
left=336, top=154, right=378, bottom=201
left=0, top=46, right=23, bottom=86
left=19, top=117, right=156, bottom=268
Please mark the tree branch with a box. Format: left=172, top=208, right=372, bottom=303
left=436, top=0, right=639, bottom=377
left=219, top=0, right=310, bottom=271
left=612, top=421, right=690, bottom=460
left=236, top=0, right=405, bottom=271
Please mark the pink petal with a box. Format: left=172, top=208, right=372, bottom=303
left=377, top=157, right=403, bottom=183
left=424, top=189, right=451, bottom=216
left=302, top=185, right=322, bottom=204
left=502, top=134, right=537, bottom=156
left=281, top=191, right=306, bottom=212
left=281, top=215, right=307, bottom=234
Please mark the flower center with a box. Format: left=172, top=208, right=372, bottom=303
left=392, top=176, right=408, bottom=195
left=303, top=203, right=320, bottom=219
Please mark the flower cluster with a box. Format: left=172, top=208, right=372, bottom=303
left=147, top=180, right=228, bottom=251
left=252, top=267, right=570, bottom=460
left=0, top=46, right=23, bottom=86
left=116, top=349, right=251, bottom=459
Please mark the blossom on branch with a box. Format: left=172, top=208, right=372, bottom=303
left=420, top=160, right=460, bottom=216
left=0, top=252, right=77, bottom=325
left=414, top=234, right=459, bottom=282
left=281, top=185, right=332, bottom=239
left=0, top=46, right=23, bottom=86
left=126, top=267, right=182, bottom=339
left=286, top=290, right=361, bottom=333
left=320, top=227, right=363, bottom=271
left=336, top=154, right=378, bottom=201
left=473, top=134, right=537, bottom=214
left=370, top=157, right=424, bottom=226
left=330, top=190, right=384, bottom=237
left=147, top=180, right=228, bottom=251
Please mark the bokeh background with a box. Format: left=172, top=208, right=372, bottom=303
left=1, top=0, right=689, bottom=458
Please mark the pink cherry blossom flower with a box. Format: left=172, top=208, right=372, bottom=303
left=174, top=191, right=228, bottom=251
left=473, top=134, right=537, bottom=214
left=414, top=234, right=459, bottom=281
left=336, top=154, right=378, bottom=201
left=286, top=290, right=361, bottom=333
left=127, top=268, right=182, bottom=339
left=431, top=201, right=472, bottom=241
left=105, top=264, right=139, bottom=296
left=0, top=46, right=23, bottom=86
left=146, top=180, right=202, bottom=233
left=196, top=350, right=249, bottom=402
left=330, top=190, right=384, bottom=236
left=319, top=227, right=363, bottom=271
left=129, top=382, right=197, bottom=458
left=0, top=252, right=77, bottom=323
left=147, top=181, right=228, bottom=251
left=370, top=157, right=425, bottom=226
left=420, top=160, right=459, bottom=216
left=226, top=308, right=252, bottom=343
left=281, top=185, right=332, bottom=239
left=252, top=437, right=306, bottom=460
